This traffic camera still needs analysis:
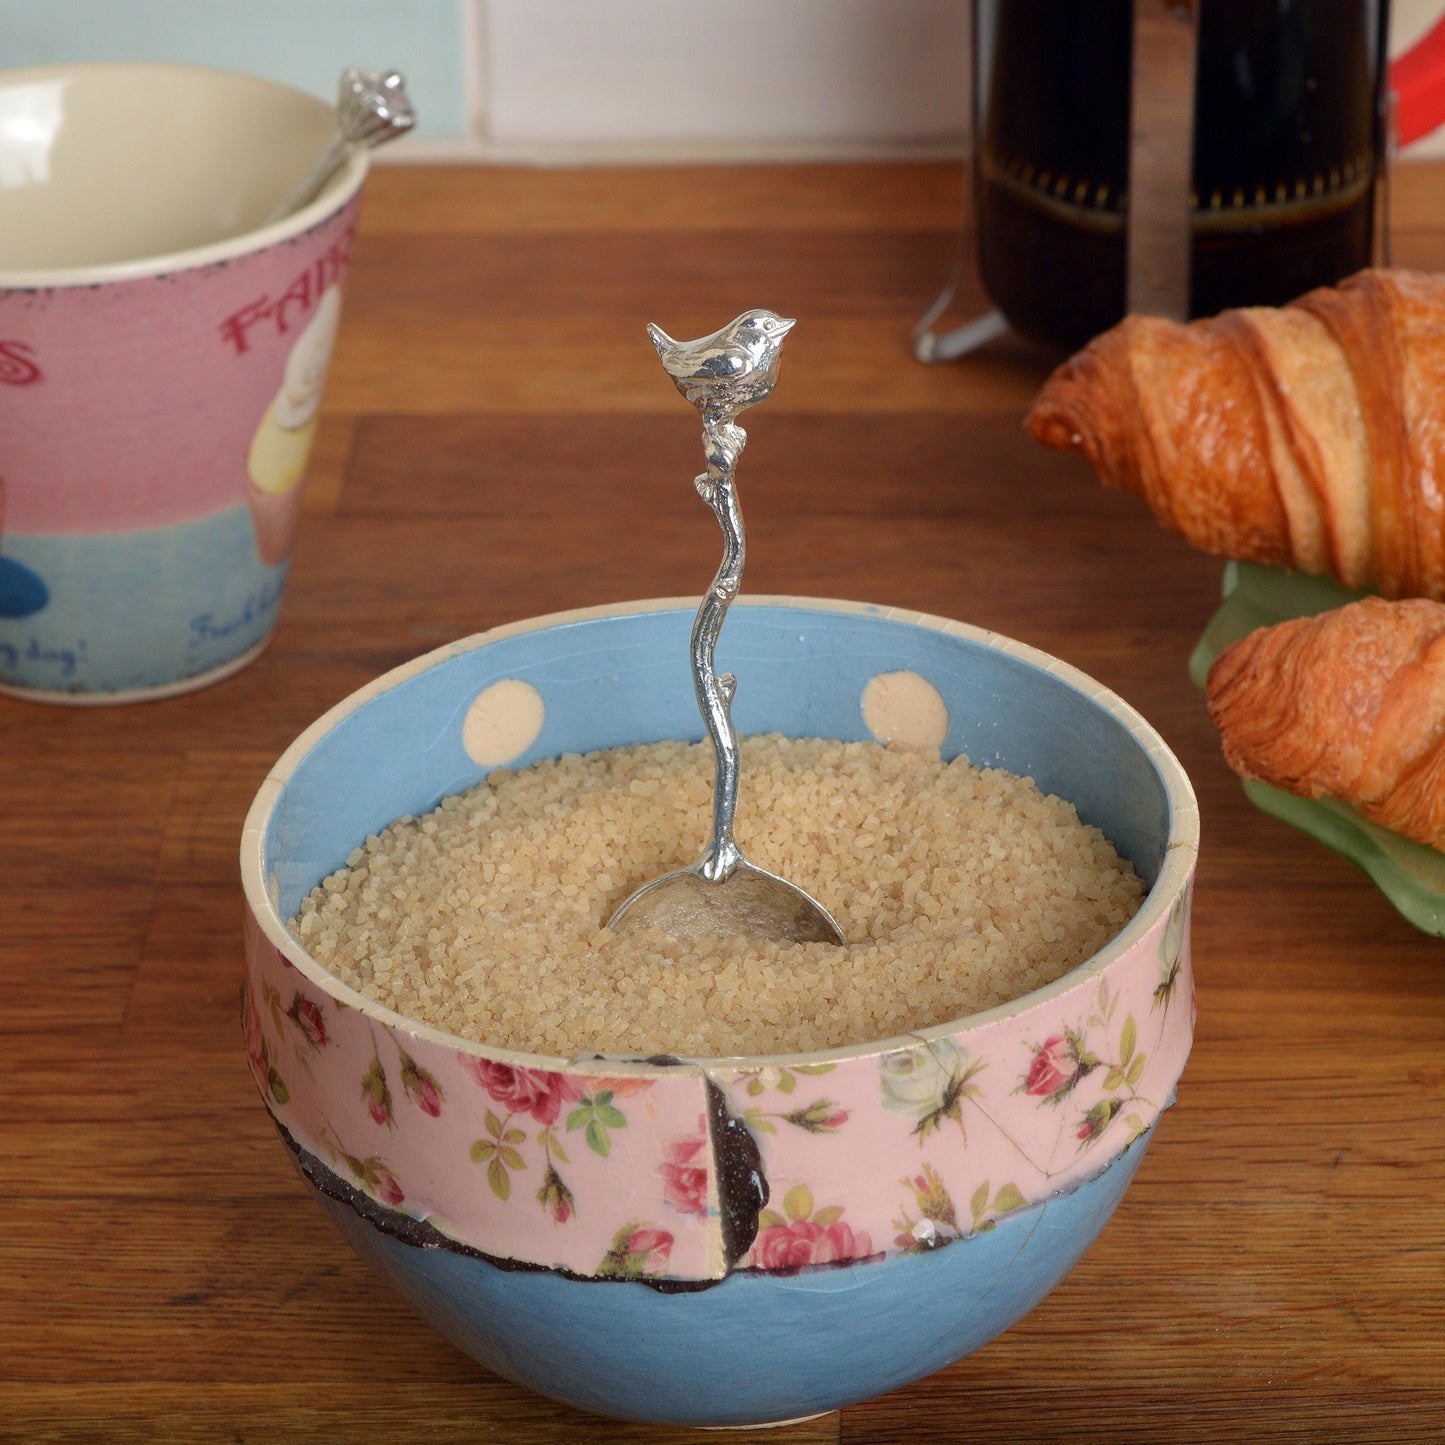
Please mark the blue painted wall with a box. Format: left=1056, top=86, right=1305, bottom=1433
left=0, top=0, right=471, bottom=140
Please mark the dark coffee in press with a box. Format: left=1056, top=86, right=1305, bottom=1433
left=974, top=0, right=1390, bottom=351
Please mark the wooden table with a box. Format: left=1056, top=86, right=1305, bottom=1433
left=4, top=161, right=1443, bottom=1444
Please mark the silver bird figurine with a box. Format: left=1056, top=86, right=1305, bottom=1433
left=647, top=309, right=795, bottom=503
left=647, top=309, right=795, bottom=418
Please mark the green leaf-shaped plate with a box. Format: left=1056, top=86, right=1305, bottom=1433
left=1190, top=561, right=1445, bottom=936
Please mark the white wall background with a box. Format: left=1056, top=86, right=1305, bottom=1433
left=478, top=0, right=971, bottom=161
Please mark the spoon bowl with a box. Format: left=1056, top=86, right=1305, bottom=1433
left=609, top=857, right=846, bottom=944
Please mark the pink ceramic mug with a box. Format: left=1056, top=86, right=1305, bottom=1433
left=0, top=62, right=369, bottom=702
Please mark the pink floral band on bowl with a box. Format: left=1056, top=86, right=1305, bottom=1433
left=245, top=885, right=1191, bottom=1284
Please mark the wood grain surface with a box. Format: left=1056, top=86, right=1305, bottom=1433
left=3, top=161, right=1443, bottom=1444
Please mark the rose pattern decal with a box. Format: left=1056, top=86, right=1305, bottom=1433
left=399, top=1049, right=444, bottom=1116
left=253, top=978, right=333, bottom=1061
left=463, top=1059, right=656, bottom=1220
left=749, top=1185, right=875, bottom=1274
left=537, top=1158, right=577, bottom=1224
left=320, top=1126, right=404, bottom=1208
left=243, top=978, right=342, bottom=1110
left=1153, top=890, right=1189, bottom=1015
left=287, top=993, right=328, bottom=1050
left=361, top=1050, right=394, bottom=1127
left=660, top=1118, right=710, bottom=1216
left=462, top=1059, right=584, bottom=1126
left=733, top=1065, right=849, bottom=1137
left=242, top=982, right=289, bottom=1107
left=359, top=1032, right=447, bottom=1130
left=1018, top=978, right=1156, bottom=1151
left=597, top=1223, right=675, bottom=1280
left=880, top=1038, right=985, bottom=1140
left=1020, top=1029, right=1094, bottom=1104
left=1077, top=1097, right=1128, bottom=1145
left=893, top=1162, right=1028, bottom=1252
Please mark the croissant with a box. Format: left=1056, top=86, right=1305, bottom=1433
left=1026, top=268, right=1445, bottom=601
left=1205, top=596, right=1445, bottom=849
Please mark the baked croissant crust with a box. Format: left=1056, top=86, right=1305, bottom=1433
left=1205, top=596, right=1445, bottom=849
left=1026, top=268, right=1445, bottom=600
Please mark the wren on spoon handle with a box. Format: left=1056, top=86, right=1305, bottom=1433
left=266, top=66, right=415, bottom=224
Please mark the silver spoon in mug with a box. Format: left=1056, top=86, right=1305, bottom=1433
left=608, top=310, right=846, bottom=946
left=266, top=66, right=416, bottom=224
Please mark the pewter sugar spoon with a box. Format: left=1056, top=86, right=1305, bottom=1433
left=608, top=310, right=846, bottom=946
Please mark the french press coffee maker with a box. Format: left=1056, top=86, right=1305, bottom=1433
left=916, top=0, right=1393, bottom=359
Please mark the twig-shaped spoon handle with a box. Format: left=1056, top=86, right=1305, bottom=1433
left=266, top=66, right=416, bottom=224
left=690, top=413, right=749, bottom=881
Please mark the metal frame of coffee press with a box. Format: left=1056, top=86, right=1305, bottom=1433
left=911, top=0, right=1209, bottom=361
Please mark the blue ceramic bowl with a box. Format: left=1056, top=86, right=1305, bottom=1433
left=241, top=597, right=1199, bottom=1427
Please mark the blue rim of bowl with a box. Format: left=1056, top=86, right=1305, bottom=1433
left=1189, top=561, right=1445, bottom=936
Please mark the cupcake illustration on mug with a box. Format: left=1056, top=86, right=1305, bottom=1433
left=246, top=285, right=342, bottom=565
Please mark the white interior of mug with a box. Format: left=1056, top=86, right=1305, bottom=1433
left=0, top=62, right=362, bottom=278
